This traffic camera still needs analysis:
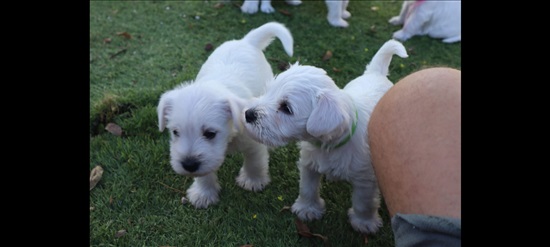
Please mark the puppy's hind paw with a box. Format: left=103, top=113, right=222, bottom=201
left=186, top=183, right=220, bottom=209
left=241, top=1, right=259, bottom=14
left=392, top=30, right=410, bottom=42
left=348, top=208, right=383, bottom=234
left=388, top=16, right=403, bottom=25
left=291, top=197, right=326, bottom=221
left=260, top=3, right=275, bottom=13
left=236, top=168, right=271, bottom=192
left=342, top=10, right=351, bottom=19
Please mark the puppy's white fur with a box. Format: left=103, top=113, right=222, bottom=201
left=389, top=0, right=461, bottom=43
left=243, top=40, right=408, bottom=234
left=157, top=22, right=293, bottom=209
left=241, top=0, right=351, bottom=28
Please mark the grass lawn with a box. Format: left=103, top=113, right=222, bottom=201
left=90, top=1, right=461, bottom=246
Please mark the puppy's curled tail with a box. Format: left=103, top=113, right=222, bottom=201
left=365, top=39, right=408, bottom=76
left=243, top=22, right=293, bottom=56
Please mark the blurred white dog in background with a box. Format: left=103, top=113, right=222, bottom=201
left=389, top=0, right=461, bottom=43
left=241, top=0, right=352, bottom=28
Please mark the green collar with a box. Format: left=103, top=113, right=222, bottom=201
left=311, top=108, right=358, bottom=150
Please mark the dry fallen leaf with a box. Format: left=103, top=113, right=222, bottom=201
left=280, top=205, right=291, bottom=212
left=322, top=50, right=333, bottom=61
left=371, top=6, right=379, bottom=11
left=278, top=9, right=291, bottom=16
left=103, top=38, right=112, bottom=44
left=239, top=245, right=253, bottom=247
left=114, top=229, right=127, bottom=238
left=295, top=218, right=313, bottom=238
left=205, top=43, right=214, bottom=52
left=278, top=61, right=289, bottom=71
left=332, top=67, right=342, bottom=72
left=364, top=235, right=369, bottom=244
left=116, top=32, right=132, bottom=39
left=105, top=123, right=123, bottom=136
left=90, top=165, right=104, bottom=190
left=213, top=2, right=224, bottom=8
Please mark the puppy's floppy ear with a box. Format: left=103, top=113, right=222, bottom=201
left=306, top=90, right=350, bottom=143
left=224, top=96, right=247, bottom=133
left=157, top=90, right=176, bottom=131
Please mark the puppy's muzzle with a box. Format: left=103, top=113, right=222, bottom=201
left=181, top=157, right=201, bottom=173
left=245, top=108, right=258, bottom=123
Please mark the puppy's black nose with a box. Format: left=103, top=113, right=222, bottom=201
left=181, top=157, right=200, bottom=172
left=245, top=109, right=257, bottom=123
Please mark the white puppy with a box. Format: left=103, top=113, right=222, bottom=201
left=157, top=22, right=293, bottom=209
left=243, top=40, right=408, bottom=234
left=389, top=0, right=461, bottom=43
left=241, top=0, right=351, bottom=28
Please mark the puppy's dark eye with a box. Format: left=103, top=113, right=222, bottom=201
left=203, top=130, right=216, bottom=140
left=172, top=130, right=179, bottom=137
left=279, top=101, right=292, bottom=115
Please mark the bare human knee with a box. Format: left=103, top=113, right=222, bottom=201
left=368, top=67, right=461, bottom=219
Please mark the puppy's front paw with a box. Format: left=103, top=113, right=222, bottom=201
left=291, top=196, right=326, bottom=221
left=388, top=16, right=403, bottom=25
left=241, top=1, right=259, bottom=14
left=236, top=168, right=271, bottom=192
left=348, top=208, right=383, bottom=234
left=186, top=182, right=220, bottom=209
left=327, top=18, right=349, bottom=28
left=260, top=3, right=275, bottom=13
left=392, top=30, right=410, bottom=41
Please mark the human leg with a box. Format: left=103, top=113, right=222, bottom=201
left=368, top=67, right=461, bottom=246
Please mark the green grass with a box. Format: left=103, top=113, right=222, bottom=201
left=90, top=1, right=461, bottom=246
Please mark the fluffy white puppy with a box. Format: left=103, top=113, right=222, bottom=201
left=243, top=40, right=408, bottom=234
left=240, top=0, right=351, bottom=28
left=389, top=0, right=461, bottom=43
left=157, top=22, right=293, bottom=209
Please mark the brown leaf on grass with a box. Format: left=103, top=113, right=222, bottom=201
left=280, top=205, right=291, bottom=212
left=109, top=48, right=127, bottom=59
left=364, top=235, right=368, bottom=244
left=103, top=38, right=112, bottom=44
left=116, top=32, right=132, bottom=39
left=295, top=218, right=313, bottom=238
left=213, top=2, right=224, bottom=8
left=105, top=123, right=123, bottom=136
left=332, top=67, right=342, bottom=72
left=322, top=50, right=333, bottom=61
left=278, top=9, right=291, bottom=16
left=278, top=61, right=289, bottom=71
left=109, top=195, right=114, bottom=205
left=114, top=229, right=127, bottom=238
left=90, top=165, right=104, bottom=191
left=239, top=245, right=253, bottom=247
left=370, top=25, right=377, bottom=33
left=312, top=233, right=329, bottom=245
left=205, top=43, right=214, bottom=52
